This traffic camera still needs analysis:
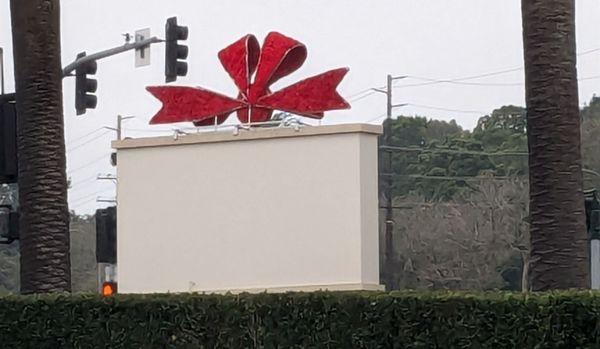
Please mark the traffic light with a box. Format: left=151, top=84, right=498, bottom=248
left=0, top=96, right=17, bottom=183
left=585, top=189, right=600, bottom=239
left=96, top=206, right=117, bottom=264
left=0, top=205, right=18, bottom=244
left=165, top=16, right=188, bottom=83
left=101, top=281, right=117, bottom=296
left=75, top=52, right=98, bottom=115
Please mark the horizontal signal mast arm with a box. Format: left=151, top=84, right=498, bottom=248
left=62, top=36, right=163, bottom=77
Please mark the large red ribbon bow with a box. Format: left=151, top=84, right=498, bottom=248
left=147, top=32, right=350, bottom=125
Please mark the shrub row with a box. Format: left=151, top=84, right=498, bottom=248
left=1, top=291, right=600, bottom=348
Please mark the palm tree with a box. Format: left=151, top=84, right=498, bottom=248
left=10, top=0, right=71, bottom=293
left=522, top=0, right=589, bottom=290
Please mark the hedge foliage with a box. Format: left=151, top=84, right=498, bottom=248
left=2, top=291, right=600, bottom=348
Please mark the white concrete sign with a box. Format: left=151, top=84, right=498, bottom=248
left=113, top=124, right=383, bottom=293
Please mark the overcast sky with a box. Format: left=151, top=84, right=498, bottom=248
left=1, top=0, right=600, bottom=214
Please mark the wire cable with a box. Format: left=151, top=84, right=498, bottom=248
left=348, top=90, right=377, bottom=103
left=404, top=103, right=487, bottom=114
left=388, top=174, right=525, bottom=182
left=68, top=174, right=98, bottom=189
left=70, top=197, right=99, bottom=208
left=67, top=129, right=112, bottom=152
left=380, top=145, right=527, bottom=157
left=391, top=46, right=600, bottom=89
left=578, top=47, right=600, bottom=56
left=123, top=127, right=175, bottom=133
left=67, top=152, right=112, bottom=175
left=397, top=74, right=600, bottom=89
left=365, top=113, right=388, bottom=123
left=346, top=88, right=375, bottom=100
left=70, top=189, right=111, bottom=206
left=65, top=127, right=105, bottom=146
left=402, top=76, right=523, bottom=87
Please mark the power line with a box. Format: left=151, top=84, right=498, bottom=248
left=70, top=187, right=115, bottom=206
left=390, top=46, right=600, bottom=89
left=396, top=74, right=600, bottom=89
left=70, top=189, right=111, bottom=205
left=66, top=127, right=105, bottom=146
left=380, top=146, right=527, bottom=181
left=387, top=174, right=525, bottom=182
left=67, top=129, right=112, bottom=152
left=67, top=152, right=112, bottom=174
left=578, top=47, right=600, bottom=56
left=403, top=75, right=523, bottom=87
left=70, top=197, right=98, bottom=208
left=393, top=67, right=523, bottom=89
left=404, top=103, right=487, bottom=115
left=366, top=112, right=388, bottom=123
left=70, top=192, right=99, bottom=205
left=581, top=75, right=600, bottom=81
left=346, top=88, right=376, bottom=100
left=345, top=46, right=600, bottom=106
left=380, top=145, right=528, bottom=157
left=68, top=174, right=98, bottom=188
left=349, top=91, right=377, bottom=103
left=123, top=127, right=174, bottom=133
left=385, top=202, right=525, bottom=210
left=69, top=181, right=105, bottom=195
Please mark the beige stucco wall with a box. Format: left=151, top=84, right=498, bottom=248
left=114, top=124, right=382, bottom=293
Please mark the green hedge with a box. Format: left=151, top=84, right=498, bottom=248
left=1, top=291, right=600, bottom=348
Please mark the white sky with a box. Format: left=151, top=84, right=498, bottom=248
left=1, top=0, right=600, bottom=214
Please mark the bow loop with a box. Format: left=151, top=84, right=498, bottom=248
left=249, top=32, right=307, bottom=102
left=218, top=34, right=260, bottom=98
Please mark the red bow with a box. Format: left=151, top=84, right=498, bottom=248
left=147, top=32, right=350, bottom=125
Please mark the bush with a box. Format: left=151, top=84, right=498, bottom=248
left=1, top=291, right=600, bottom=348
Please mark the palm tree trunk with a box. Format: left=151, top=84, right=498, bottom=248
left=522, top=0, right=589, bottom=290
left=10, top=0, right=71, bottom=293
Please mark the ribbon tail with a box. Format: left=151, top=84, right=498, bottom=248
left=257, top=68, right=350, bottom=119
left=147, top=86, right=245, bottom=124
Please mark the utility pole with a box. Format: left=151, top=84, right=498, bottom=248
left=104, top=115, right=134, bottom=141
left=117, top=115, right=134, bottom=141
left=372, top=74, right=407, bottom=288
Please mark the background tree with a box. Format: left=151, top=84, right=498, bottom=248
left=521, top=0, right=589, bottom=290
left=387, top=110, right=527, bottom=201
left=10, top=0, right=71, bottom=293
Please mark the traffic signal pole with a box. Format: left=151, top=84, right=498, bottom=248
left=62, top=36, right=163, bottom=77
left=62, top=17, right=188, bottom=115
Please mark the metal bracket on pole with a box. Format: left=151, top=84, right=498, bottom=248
left=62, top=36, right=163, bottom=77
